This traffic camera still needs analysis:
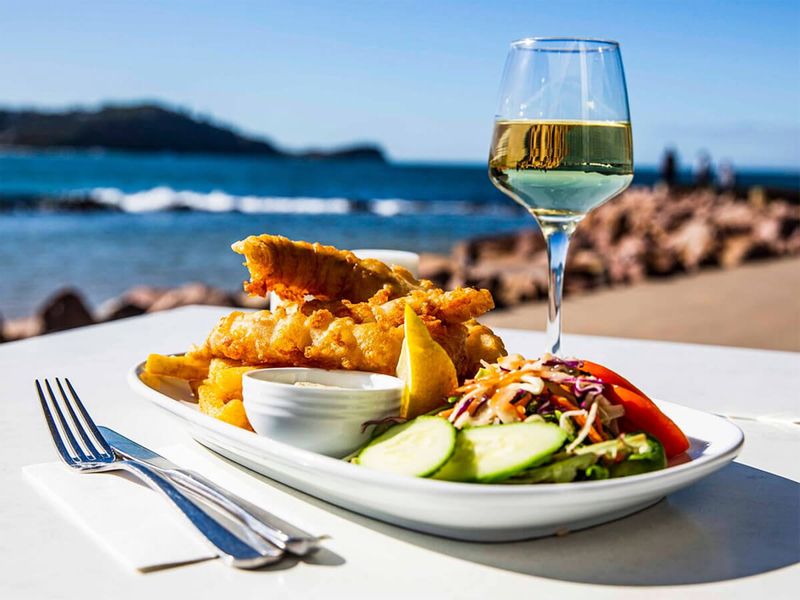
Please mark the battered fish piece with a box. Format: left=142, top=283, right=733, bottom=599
left=204, top=298, right=506, bottom=380
left=233, top=234, right=429, bottom=302
left=302, top=287, right=496, bottom=325
left=207, top=235, right=507, bottom=380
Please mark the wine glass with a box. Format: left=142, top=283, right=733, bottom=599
left=488, top=38, right=633, bottom=355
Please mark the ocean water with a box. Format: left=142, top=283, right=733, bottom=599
left=0, top=151, right=797, bottom=319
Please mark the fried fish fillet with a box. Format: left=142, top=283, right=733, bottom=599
left=233, top=234, right=428, bottom=302
left=207, top=235, right=507, bottom=380
left=303, top=287, right=496, bottom=325
left=204, top=304, right=505, bottom=380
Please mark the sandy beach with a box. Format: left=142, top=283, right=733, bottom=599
left=482, top=257, right=800, bottom=352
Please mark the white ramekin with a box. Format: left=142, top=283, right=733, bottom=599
left=351, top=249, right=420, bottom=276
left=242, top=368, right=403, bottom=457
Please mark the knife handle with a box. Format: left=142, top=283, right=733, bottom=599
left=119, top=461, right=283, bottom=567
left=168, top=469, right=321, bottom=555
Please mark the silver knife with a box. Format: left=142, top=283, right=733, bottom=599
left=100, top=427, right=321, bottom=555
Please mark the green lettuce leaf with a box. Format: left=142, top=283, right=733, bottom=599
left=609, top=435, right=667, bottom=478
left=508, top=453, right=598, bottom=484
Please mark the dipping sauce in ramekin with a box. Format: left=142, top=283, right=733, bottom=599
left=243, top=368, right=403, bottom=457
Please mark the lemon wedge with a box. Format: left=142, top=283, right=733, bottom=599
left=396, top=303, right=458, bottom=418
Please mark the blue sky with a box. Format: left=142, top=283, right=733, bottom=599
left=1, top=0, right=798, bottom=168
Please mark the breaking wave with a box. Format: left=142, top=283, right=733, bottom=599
left=90, top=186, right=354, bottom=214
left=0, top=186, right=520, bottom=216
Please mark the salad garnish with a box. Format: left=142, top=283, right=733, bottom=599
left=441, top=355, right=617, bottom=437
left=352, top=354, right=689, bottom=484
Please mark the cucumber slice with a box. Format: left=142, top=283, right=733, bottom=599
left=356, top=416, right=456, bottom=477
left=433, top=422, right=566, bottom=483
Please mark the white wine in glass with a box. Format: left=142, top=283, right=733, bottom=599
left=488, top=39, right=633, bottom=354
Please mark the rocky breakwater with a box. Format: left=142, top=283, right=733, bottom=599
left=0, top=283, right=270, bottom=343
left=418, top=186, right=800, bottom=308
left=2, top=185, right=797, bottom=342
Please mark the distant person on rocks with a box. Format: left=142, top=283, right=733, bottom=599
left=718, top=160, right=736, bottom=192
left=693, top=151, right=713, bottom=187
left=659, top=147, right=679, bottom=187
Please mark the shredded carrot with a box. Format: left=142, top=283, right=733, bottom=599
left=551, top=396, right=607, bottom=443
left=451, top=357, right=624, bottom=436
left=514, top=392, right=533, bottom=408
left=438, top=408, right=454, bottom=419
left=455, top=368, right=550, bottom=397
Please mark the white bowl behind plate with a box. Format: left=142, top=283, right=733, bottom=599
left=351, top=249, right=419, bottom=276
left=242, top=368, right=403, bottom=457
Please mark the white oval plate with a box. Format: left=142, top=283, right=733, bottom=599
left=129, top=362, right=744, bottom=542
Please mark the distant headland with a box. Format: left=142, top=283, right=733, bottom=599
left=0, top=103, right=386, bottom=161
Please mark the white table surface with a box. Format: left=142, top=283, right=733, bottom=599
left=1, top=305, right=798, bottom=599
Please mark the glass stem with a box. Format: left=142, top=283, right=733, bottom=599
left=541, top=222, right=576, bottom=356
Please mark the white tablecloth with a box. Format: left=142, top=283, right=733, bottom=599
left=1, top=306, right=797, bottom=599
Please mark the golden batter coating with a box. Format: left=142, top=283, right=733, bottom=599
left=198, top=235, right=507, bottom=381
left=203, top=291, right=506, bottom=380
left=233, top=234, right=430, bottom=302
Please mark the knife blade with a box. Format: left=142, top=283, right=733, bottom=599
left=99, top=426, right=321, bottom=555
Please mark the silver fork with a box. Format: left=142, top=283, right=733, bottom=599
left=35, top=378, right=283, bottom=569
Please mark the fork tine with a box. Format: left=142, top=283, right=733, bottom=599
left=64, top=378, right=113, bottom=458
left=44, top=379, right=89, bottom=462
left=56, top=378, right=103, bottom=459
left=35, top=380, right=76, bottom=466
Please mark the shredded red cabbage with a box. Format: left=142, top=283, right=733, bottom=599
left=542, top=357, right=584, bottom=369
left=472, top=395, right=490, bottom=414
left=573, top=379, right=605, bottom=397
left=452, top=397, right=474, bottom=421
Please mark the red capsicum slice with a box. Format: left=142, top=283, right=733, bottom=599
left=581, top=360, right=647, bottom=397
left=581, top=361, right=690, bottom=458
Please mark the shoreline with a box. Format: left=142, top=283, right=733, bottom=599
left=3, top=256, right=798, bottom=351
left=1, top=184, right=797, bottom=346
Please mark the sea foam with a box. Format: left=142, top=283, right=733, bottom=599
left=84, top=187, right=519, bottom=216
left=89, top=186, right=353, bottom=214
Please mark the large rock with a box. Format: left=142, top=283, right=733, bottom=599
left=452, top=228, right=543, bottom=269
left=719, top=235, right=754, bottom=268
left=513, top=229, right=547, bottom=257
left=39, top=289, right=95, bottom=333
left=495, top=268, right=545, bottom=307
left=645, top=231, right=679, bottom=276
left=713, top=202, right=755, bottom=234
left=96, top=285, right=168, bottom=321
left=418, top=253, right=453, bottom=286
left=565, top=250, right=607, bottom=293
left=101, top=302, right=148, bottom=321
left=235, top=292, right=270, bottom=310
left=3, top=316, right=43, bottom=340
left=751, top=216, right=782, bottom=255
left=668, top=219, right=716, bottom=271
left=120, top=285, right=169, bottom=308
left=456, top=253, right=549, bottom=308
left=147, top=283, right=236, bottom=312
left=607, top=236, right=647, bottom=284
left=449, top=269, right=501, bottom=302
left=786, top=229, right=800, bottom=254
